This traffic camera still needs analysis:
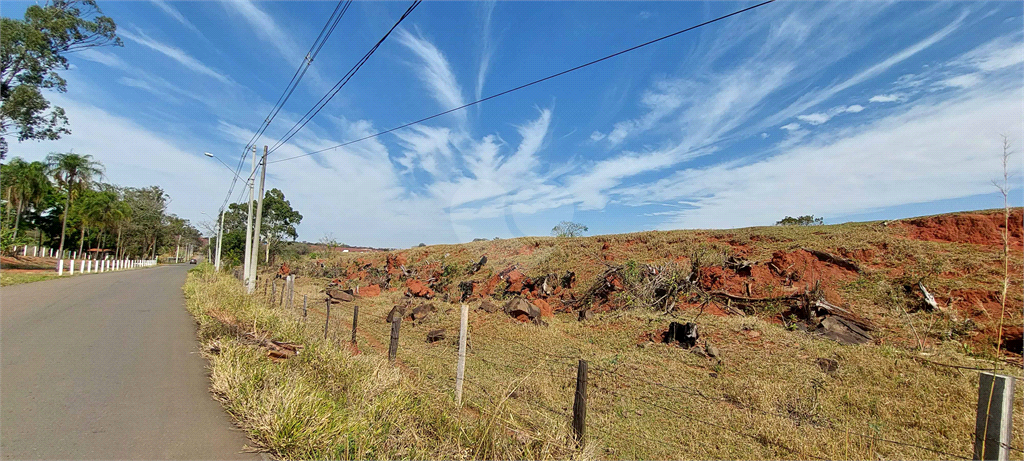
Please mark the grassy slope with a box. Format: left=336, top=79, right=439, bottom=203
left=189, top=209, right=1024, bottom=460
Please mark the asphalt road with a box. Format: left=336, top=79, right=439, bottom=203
left=1, top=264, right=261, bottom=460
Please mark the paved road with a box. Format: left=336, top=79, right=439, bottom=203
left=1, top=265, right=260, bottom=460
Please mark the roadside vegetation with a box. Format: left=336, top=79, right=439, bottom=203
left=1, top=271, right=60, bottom=286
left=188, top=209, right=1023, bottom=460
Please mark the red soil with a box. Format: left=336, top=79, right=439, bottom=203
left=360, top=284, right=381, bottom=297
left=386, top=254, right=408, bottom=275
left=900, top=210, right=1023, bottom=247
left=405, top=279, right=434, bottom=298
left=697, top=249, right=857, bottom=304
left=532, top=299, right=553, bottom=318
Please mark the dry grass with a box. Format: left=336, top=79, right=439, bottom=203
left=191, top=209, right=1024, bottom=460
left=274, top=274, right=1023, bottom=460
left=183, top=265, right=579, bottom=460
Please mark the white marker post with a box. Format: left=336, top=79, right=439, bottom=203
left=70, top=260, right=75, bottom=275
left=58, top=259, right=64, bottom=276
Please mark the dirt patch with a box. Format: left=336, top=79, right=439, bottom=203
left=405, top=279, right=434, bottom=298
left=360, top=284, right=381, bottom=297
left=944, top=289, right=1002, bottom=320
left=899, top=210, right=1023, bottom=247
left=386, top=253, right=408, bottom=275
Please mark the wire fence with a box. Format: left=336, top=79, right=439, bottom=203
left=249, top=275, right=1009, bottom=460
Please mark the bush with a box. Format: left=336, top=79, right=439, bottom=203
left=551, top=221, right=588, bottom=237
left=775, top=215, right=824, bottom=226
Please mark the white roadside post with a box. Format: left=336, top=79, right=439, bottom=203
left=58, top=259, right=64, bottom=276
left=70, top=260, right=75, bottom=275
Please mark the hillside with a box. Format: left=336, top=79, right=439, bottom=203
left=187, top=208, right=1024, bottom=460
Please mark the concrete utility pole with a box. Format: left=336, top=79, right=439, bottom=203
left=242, top=146, right=256, bottom=290
left=215, top=208, right=225, bottom=271
left=175, top=235, right=181, bottom=263
left=247, top=146, right=268, bottom=294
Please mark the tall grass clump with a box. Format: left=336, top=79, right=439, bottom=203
left=182, top=265, right=576, bottom=460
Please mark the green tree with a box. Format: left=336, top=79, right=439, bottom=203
left=551, top=221, right=588, bottom=238
left=775, top=215, right=824, bottom=226
left=1, top=157, right=51, bottom=240
left=1, top=0, right=122, bottom=158
left=258, top=188, right=302, bottom=263
left=46, top=151, right=103, bottom=255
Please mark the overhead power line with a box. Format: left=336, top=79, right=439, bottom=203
left=217, top=0, right=353, bottom=211
left=266, top=0, right=423, bottom=156
left=265, top=0, right=777, bottom=166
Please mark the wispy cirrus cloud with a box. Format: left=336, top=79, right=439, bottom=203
left=397, top=28, right=467, bottom=123
left=149, top=0, right=201, bottom=35
left=119, top=28, right=232, bottom=85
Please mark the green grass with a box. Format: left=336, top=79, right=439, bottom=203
left=1, top=272, right=60, bottom=286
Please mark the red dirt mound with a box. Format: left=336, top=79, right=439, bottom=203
left=698, top=249, right=857, bottom=302
left=386, top=253, right=408, bottom=275
left=360, top=284, right=381, bottom=297
left=900, top=210, right=1023, bottom=247
left=405, top=279, right=434, bottom=298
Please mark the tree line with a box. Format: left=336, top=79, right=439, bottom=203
left=1, top=152, right=201, bottom=259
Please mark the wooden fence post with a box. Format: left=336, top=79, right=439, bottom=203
left=303, top=295, right=307, bottom=320
left=324, top=299, right=331, bottom=340
left=389, top=316, right=401, bottom=363
left=279, top=277, right=286, bottom=306
left=975, top=372, right=1016, bottom=461
left=351, top=305, right=359, bottom=345
left=271, top=281, right=276, bottom=304
left=572, top=359, right=588, bottom=447
left=455, top=303, right=469, bottom=406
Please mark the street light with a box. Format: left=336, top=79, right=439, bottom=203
left=203, top=152, right=236, bottom=272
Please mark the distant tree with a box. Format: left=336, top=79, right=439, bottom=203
left=417, top=243, right=426, bottom=247
left=775, top=215, right=824, bottom=226
left=1, top=157, right=50, bottom=239
left=472, top=238, right=487, bottom=242
left=46, top=151, right=103, bottom=255
left=1, top=0, right=122, bottom=159
left=551, top=221, right=588, bottom=238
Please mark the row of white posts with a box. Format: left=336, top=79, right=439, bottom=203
left=56, top=258, right=156, bottom=276
left=10, top=244, right=114, bottom=260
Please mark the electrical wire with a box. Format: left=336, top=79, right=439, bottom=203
left=265, top=0, right=778, bottom=165
left=266, top=0, right=423, bottom=155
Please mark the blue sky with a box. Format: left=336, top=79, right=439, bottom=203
left=4, top=1, right=1023, bottom=248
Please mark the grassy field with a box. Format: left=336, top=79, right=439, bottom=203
left=186, top=209, right=1024, bottom=460
left=0, top=271, right=60, bottom=286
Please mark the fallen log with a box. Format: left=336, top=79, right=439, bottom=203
left=801, top=248, right=862, bottom=273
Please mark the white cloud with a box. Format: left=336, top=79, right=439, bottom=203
left=397, top=28, right=466, bottom=123
left=589, top=131, right=606, bottom=142
left=780, top=123, right=801, bottom=132
left=796, top=105, right=867, bottom=126
left=763, top=10, right=967, bottom=129
left=619, top=84, right=1023, bottom=230
left=475, top=0, right=497, bottom=103
left=869, top=94, right=905, bottom=103
left=119, top=29, right=232, bottom=85
left=937, top=73, right=983, bottom=89
left=222, top=0, right=304, bottom=61
left=150, top=0, right=201, bottom=35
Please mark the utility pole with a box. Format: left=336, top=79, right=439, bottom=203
left=242, top=146, right=256, bottom=290
left=215, top=207, right=225, bottom=271
left=175, top=234, right=181, bottom=263
left=248, top=146, right=268, bottom=294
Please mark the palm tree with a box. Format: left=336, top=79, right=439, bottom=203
left=1, top=158, right=51, bottom=240
left=46, top=152, right=104, bottom=257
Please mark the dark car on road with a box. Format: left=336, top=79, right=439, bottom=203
left=189, top=258, right=197, bottom=264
